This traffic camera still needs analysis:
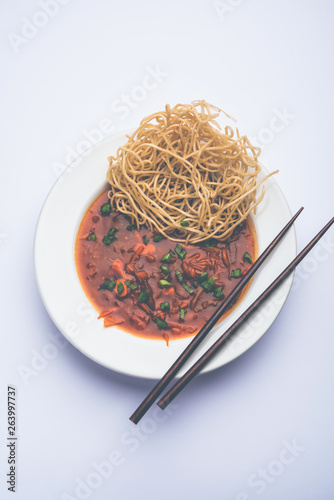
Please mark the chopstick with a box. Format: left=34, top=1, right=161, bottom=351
left=157, top=216, right=334, bottom=410
left=129, top=207, right=304, bottom=424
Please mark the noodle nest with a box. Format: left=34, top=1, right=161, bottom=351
left=107, top=101, right=277, bottom=244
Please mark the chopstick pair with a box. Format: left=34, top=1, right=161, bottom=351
left=130, top=209, right=334, bottom=424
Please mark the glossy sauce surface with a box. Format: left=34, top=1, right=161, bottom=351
left=75, top=190, right=256, bottom=343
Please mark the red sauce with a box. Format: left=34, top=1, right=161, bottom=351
left=75, top=190, right=257, bottom=343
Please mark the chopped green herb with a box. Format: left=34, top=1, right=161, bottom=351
left=124, top=279, right=138, bottom=291
left=203, top=238, right=218, bottom=248
left=180, top=308, right=185, bottom=321
left=87, top=232, right=96, bottom=241
left=180, top=220, right=189, bottom=227
left=160, top=302, right=170, bottom=312
left=102, top=228, right=118, bottom=245
left=160, top=264, right=170, bottom=275
left=103, top=235, right=117, bottom=245
left=169, top=249, right=175, bottom=255
left=184, top=284, right=195, bottom=295
left=99, top=280, right=116, bottom=291
left=175, top=269, right=185, bottom=283
left=202, top=276, right=216, bottom=292
left=175, top=270, right=194, bottom=295
left=155, top=317, right=168, bottom=329
left=159, top=280, right=172, bottom=288
left=117, top=282, right=124, bottom=294
left=161, top=252, right=172, bottom=263
left=126, top=224, right=136, bottom=231
left=142, top=235, right=149, bottom=245
left=198, top=272, right=208, bottom=285
left=100, top=203, right=112, bottom=216
left=138, top=290, right=149, bottom=303
left=243, top=252, right=252, bottom=264
left=213, top=287, right=224, bottom=300
left=175, top=244, right=186, bottom=260
left=153, top=234, right=164, bottom=242
left=231, top=269, right=242, bottom=278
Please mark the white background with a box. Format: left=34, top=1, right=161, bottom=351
left=1, top=1, right=334, bottom=499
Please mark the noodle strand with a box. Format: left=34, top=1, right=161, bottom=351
left=107, top=101, right=277, bottom=243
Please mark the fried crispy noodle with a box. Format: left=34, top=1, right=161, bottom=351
left=107, top=101, right=278, bottom=244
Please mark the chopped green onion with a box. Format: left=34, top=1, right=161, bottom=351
left=142, top=235, right=149, bottom=245
left=183, top=284, right=194, bottom=294
left=125, top=279, right=138, bottom=291
left=160, top=264, right=170, bottom=275
left=117, top=282, right=124, bottom=294
left=203, top=239, right=216, bottom=248
left=161, top=252, right=172, bottom=263
left=180, top=220, right=189, bottom=227
left=175, top=269, right=185, bottom=283
left=155, top=317, right=168, bottom=329
left=100, top=203, right=112, bottom=216
left=99, top=280, right=116, bottom=291
left=160, top=302, right=170, bottom=312
left=87, top=233, right=96, bottom=241
left=203, top=238, right=218, bottom=248
left=175, top=244, right=186, bottom=260
left=213, top=287, right=224, bottom=300
left=153, top=234, right=164, bottom=242
left=231, top=269, right=242, bottom=278
left=175, top=270, right=194, bottom=295
left=102, top=228, right=118, bottom=245
left=202, top=276, right=216, bottom=292
left=180, top=308, right=185, bottom=321
left=159, top=280, right=172, bottom=288
left=138, top=290, right=149, bottom=303
left=198, top=272, right=208, bottom=285
left=243, top=252, right=252, bottom=264
left=126, top=224, right=136, bottom=231
left=102, top=235, right=117, bottom=245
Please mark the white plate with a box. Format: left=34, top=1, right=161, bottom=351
left=34, top=131, right=297, bottom=379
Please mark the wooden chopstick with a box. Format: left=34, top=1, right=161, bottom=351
left=157, top=216, right=334, bottom=410
left=129, top=207, right=304, bottom=424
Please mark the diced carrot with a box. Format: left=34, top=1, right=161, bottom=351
left=189, top=253, right=200, bottom=260
left=134, top=243, right=155, bottom=255
left=104, top=317, right=124, bottom=327
left=135, top=270, right=148, bottom=281
left=130, top=244, right=145, bottom=264
left=115, top=279, right=128, bottom=297
left=98, top=307, right=119, bottom=319
left=163, top=286, right=175, bottom=295
left=154, top=310, right=166, bottom=321
left=133, top=244, right=145, bottom=255
left=138, top=303, right=151, bottom=315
